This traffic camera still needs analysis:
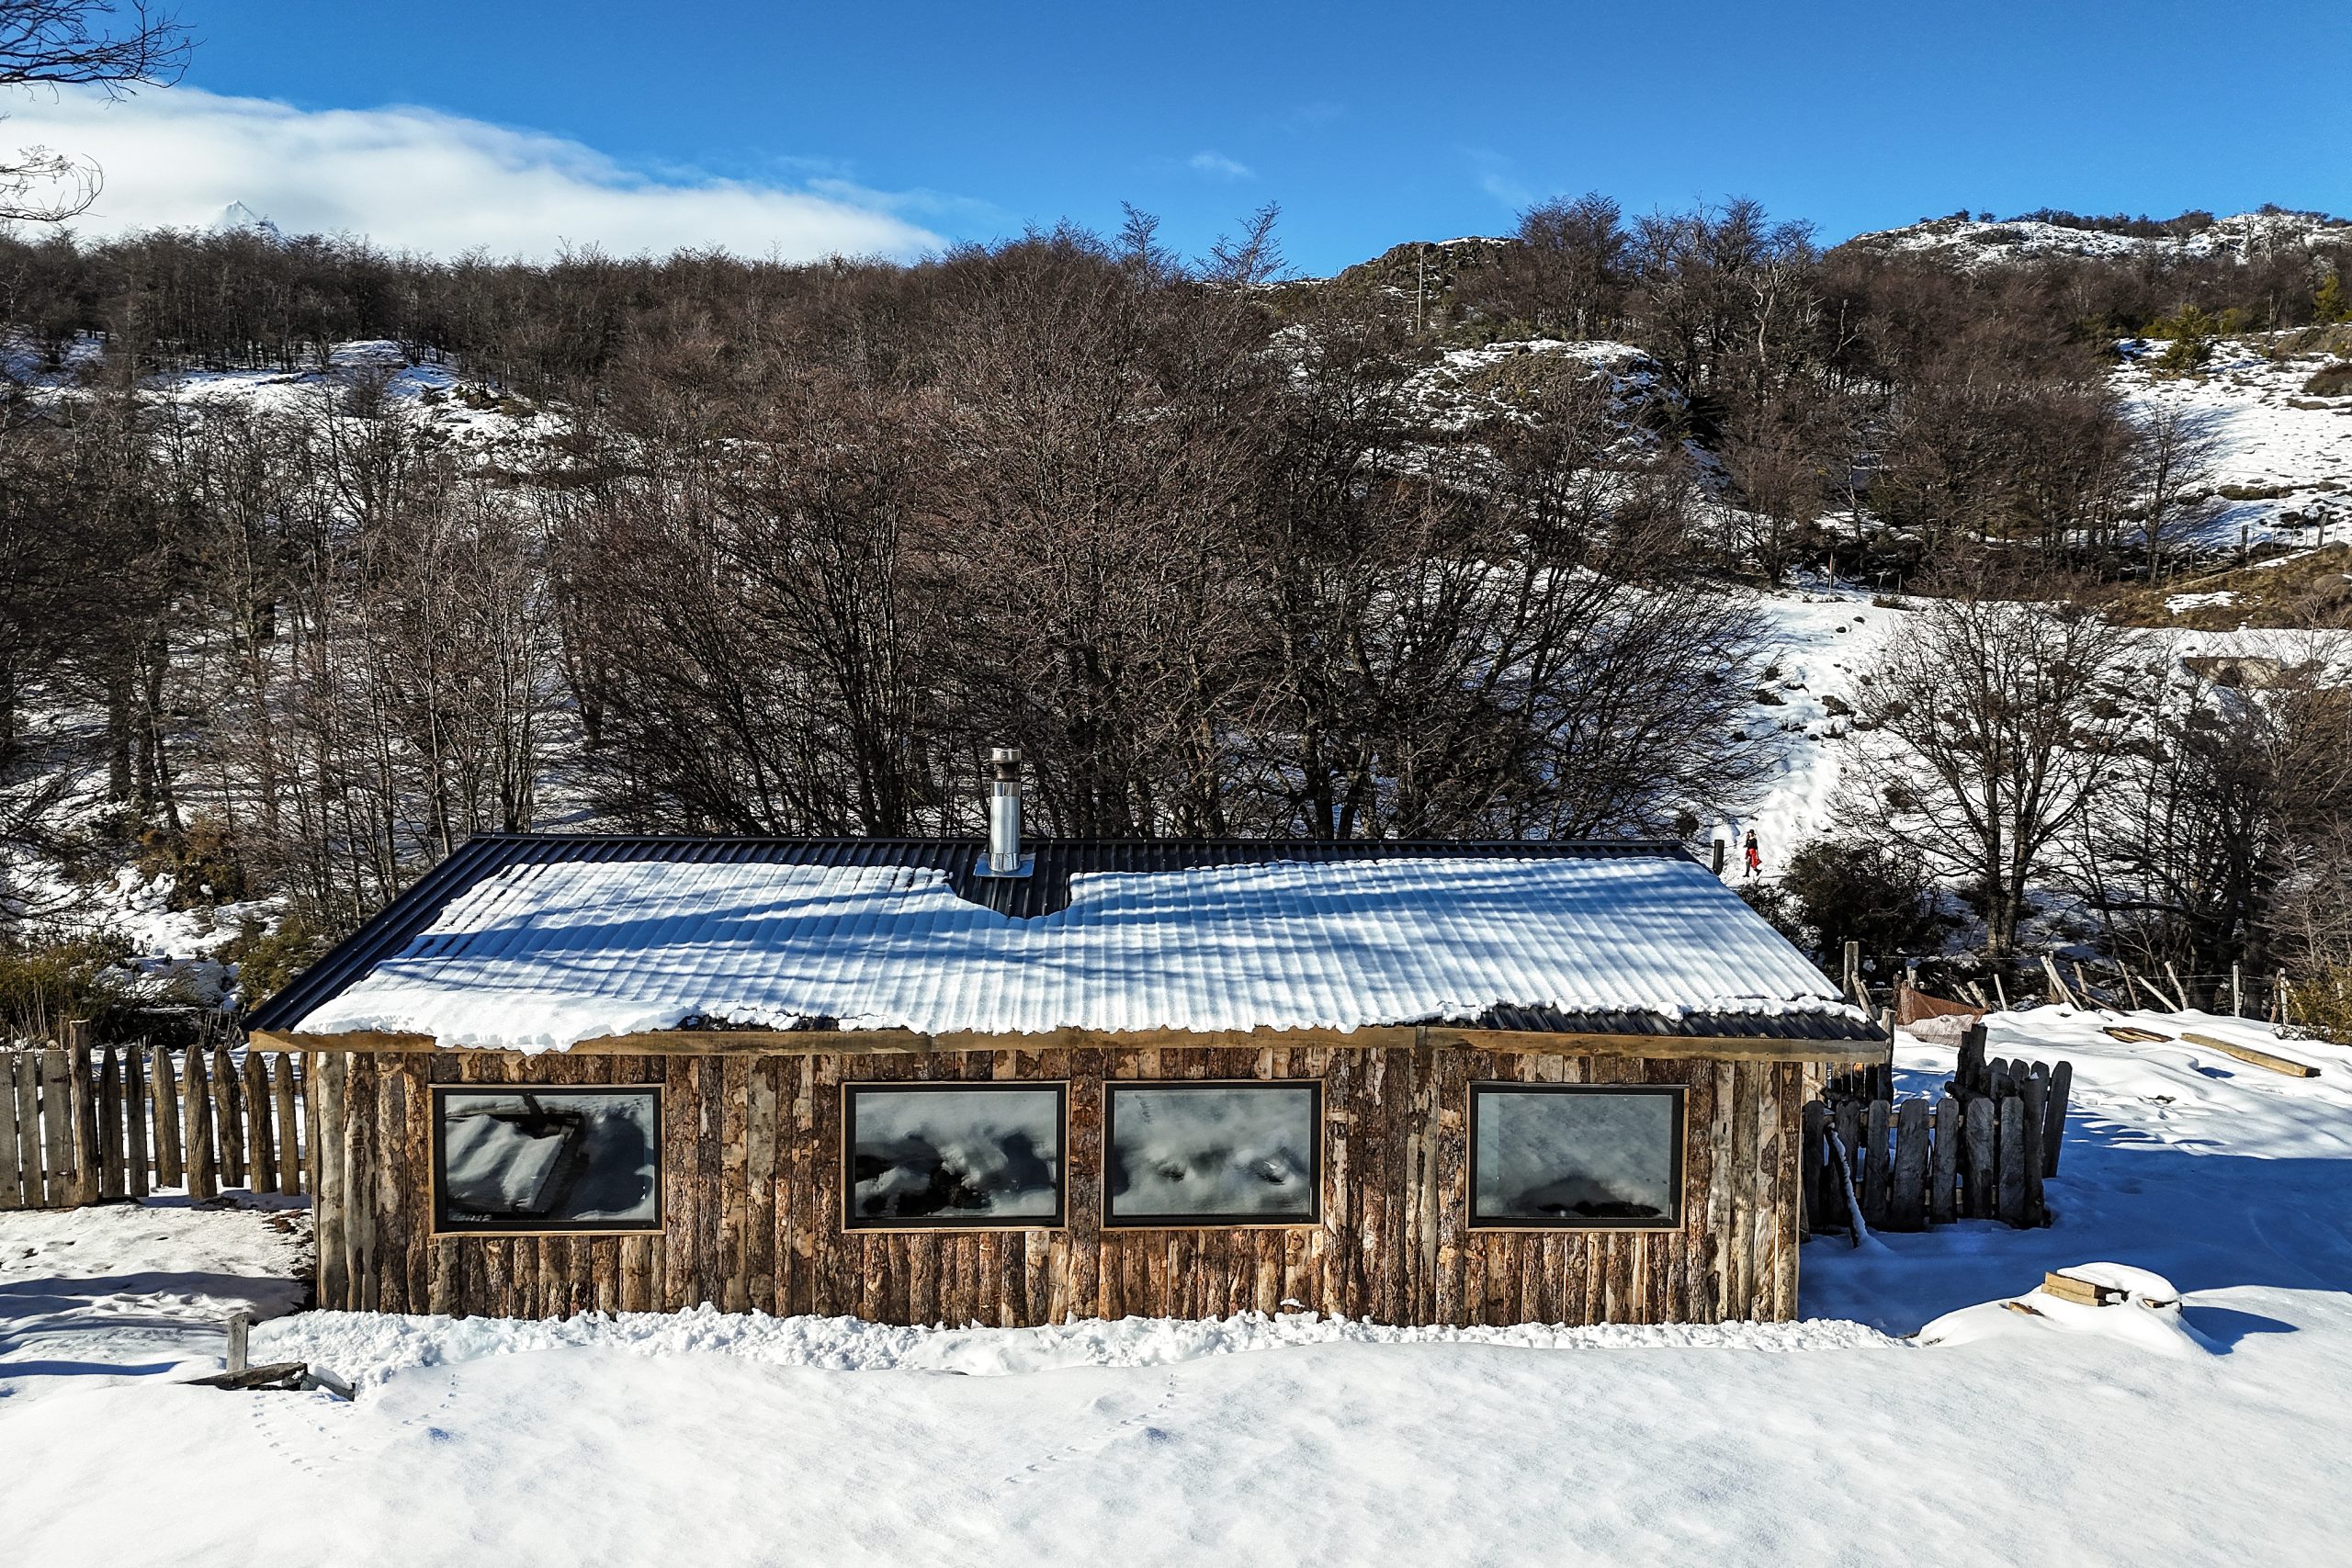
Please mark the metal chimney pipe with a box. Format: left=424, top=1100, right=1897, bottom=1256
left=987, top=747, right=1023, bottom=875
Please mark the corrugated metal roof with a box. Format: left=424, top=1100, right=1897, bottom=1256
left=252, top=834, right=1876, bottom=1049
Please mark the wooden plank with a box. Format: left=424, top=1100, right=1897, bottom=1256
left=152, top=1047, right=184, bottom=1189
left=213, top=1046, right=248, bottom=1188
left=124, top=1044, right=150, bottom=1199
left=273, top=1055, right=303, bottom=1196
left=66, top=1021, right=100, bottom=1205
left=1996, top=1096, right=2027, bottom=1226
left=2020, top=1070, right=2048, bottom=1225
left=1860, top=1098, right=1891, bottom=1226
left=743, top=1056, right=777, bottom=1315
left=1798, top=1101, right=1826, bottom=1238
left=2181, top=1031, right=2320, bottom=1078
left=2043, top=1060, right=2072, bottom=1178
left=1962, top=1096, right=1994, bottom=1220
left=1770, top=1061, right=1802, bottom=1321
left=313, top=1053, right=346, bottom=1308
left=344, top=1053, right=379, bottom=1311
left=1888, top=1100, right=1929, bottom=1231
left=40, top=1048, right=72, bottom=1207
left=0, top=1055, right=23, bottom=1209
left=2042, top=1269, right=2127, bottom=1307
left=96, top=1044, right=124, bottom=1201
left=183, top=1047, right=218, bottom=1201
left=243, top=1051, right=277, bottom=1193
left=1930, top=1095, right=1960, bottom=1224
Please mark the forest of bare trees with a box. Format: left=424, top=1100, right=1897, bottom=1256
left=3, top=187, right=2350, bottom=1026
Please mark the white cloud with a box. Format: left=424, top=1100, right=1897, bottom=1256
left=0, top=85, right=943, bottom=260
left=1187, top=150, right=1254, bottom=181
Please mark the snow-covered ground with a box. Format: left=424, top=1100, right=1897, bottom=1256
left=1721, top=583, right=2349, bottom=880
left=2114, top=336, right=2352, bottom=550
left=1847, top=208, right=2350, bottom=268
left=2, top=1004, right=2346, bottom=1565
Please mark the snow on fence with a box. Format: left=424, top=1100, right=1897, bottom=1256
left=0, top=1022, right=310, bottom=1210
left=1802, top=1028, right=2069, bottom=1237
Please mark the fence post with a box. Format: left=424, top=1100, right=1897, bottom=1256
left=274, top=1055, right=302, bottom=1197
left=1931, top=1095, right=1960, bottom=1224
left=12, top=1054, right=40, bottom=1208
left=0, top=1055, right=22, bottom=1210
left=1862, top=1100, right=1892, bottom=1224
left=152, top=1045, right=185, bottom=1189
left=1996, top=1096, right=2028, bottom=1225
left=1889, top=1101, right=1930, bottom=1231
left=1962, top=1096, right=1995, bottom=1219
left=243, top=1051, right=277, bottom=1192
left=2042, top=1060, right=2072, bottom=1178
left=2021, top=1069, right=2048, bottom=1224
left=64, top=1021, right=101, bottom=1206
left=183, top=1047, right=217, bottom=1201
left=124, top=1044, right=151, bottom=1200
left=96, top=1043, right=124, bottom=1201
left=210, top=1045, right=245, bottom=1189
left=39, top=1047, right=71, bottom=1207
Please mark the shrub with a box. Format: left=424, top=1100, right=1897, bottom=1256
left=1736, top=882, right=1804, bottom=948
left=2316, top=269, right=2348, bottom=327
left=220, top=914, right=332, bottom=1009
left=2290, top=965, right=2352, bottom=1043
left=1777, top=838, right=1944, bottom=966
left=2304, top=362, right=2352, bottom=398
left=0, top=931, right=141, bottom=1041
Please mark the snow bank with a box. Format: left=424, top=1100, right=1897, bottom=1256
left=1918, top=1263, right=2216, bottom=1359
left=256, top=1303, right=1897, bottom=1392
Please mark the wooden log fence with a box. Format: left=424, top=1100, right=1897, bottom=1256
left=0, top=1032, right=311, bottom=1211
left=1804, top=1028, right=2070, bottom=1238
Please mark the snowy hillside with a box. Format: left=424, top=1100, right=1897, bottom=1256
left=1847, top=209, right=2351, bottom=268
left=2114, top=335, right=2352, bottom=548
left=3, top=1003, right=2346, bottom=1565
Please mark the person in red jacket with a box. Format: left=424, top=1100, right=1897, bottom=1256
left=1742, top=828, right=1761, bottom=880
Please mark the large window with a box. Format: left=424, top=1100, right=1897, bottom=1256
left=1103, top=1082, right=1321, bottom=1228
left=431, top=1086, right=662, bottom=1235
left=1467, top=1083, right=1685, bottom=1230
left=843, top=1083, right=1067, bottom=1230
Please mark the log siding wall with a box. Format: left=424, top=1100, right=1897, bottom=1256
left=312, top=1044, right=1806, bottom=1325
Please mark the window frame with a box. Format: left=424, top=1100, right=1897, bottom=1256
left=1100, top=1078, right=1325, bottom=1231
left=840, top=1080, right=1070, bottom=1234
left=1464, top=1081, right=1688, bottom=1234
left=427, top=1082, right=666, bottom=1238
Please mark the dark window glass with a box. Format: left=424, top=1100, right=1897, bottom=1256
left=1104, top=1083, right=1321, bottom=1227
left=843, top=1084, right=1066, bottom=1229
left=1468, top=1084, right=1685, bottom=1229
left=432, top=1087, right=662, bottom=1234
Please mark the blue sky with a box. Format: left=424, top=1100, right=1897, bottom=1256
left=15, top=0, right=2350, bottom=268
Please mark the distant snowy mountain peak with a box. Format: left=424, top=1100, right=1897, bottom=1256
left=1845, top=209, right=2349, bottom=268
left=216, top=200, right=283, bottom=239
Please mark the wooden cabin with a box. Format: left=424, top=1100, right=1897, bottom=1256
left=249, top=811, right=1880, bottom=1328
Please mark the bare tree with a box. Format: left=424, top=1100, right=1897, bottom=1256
left=2131, top=401, right=2222, bottom=580
left=2, top=1, right=190, bottom=222
left=1849, top=574, right=2137, bottom=955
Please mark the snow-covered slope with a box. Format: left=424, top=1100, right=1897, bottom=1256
left=2114, top=335, right=2352, bottom=548
left=1848, top=209, right=2350, bottom=268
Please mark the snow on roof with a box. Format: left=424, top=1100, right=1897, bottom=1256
left=291, top=854, right=1854, bottom=1052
